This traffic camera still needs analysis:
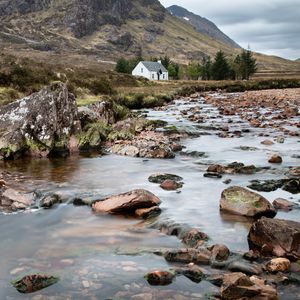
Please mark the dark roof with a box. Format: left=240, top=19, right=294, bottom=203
left=141, top=61, right=168, bottom=73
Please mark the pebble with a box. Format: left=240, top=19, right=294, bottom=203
left=82, top=280, right=91, bottom=288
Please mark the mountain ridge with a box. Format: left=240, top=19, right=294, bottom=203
left=167, top=5, right=240, bottom=49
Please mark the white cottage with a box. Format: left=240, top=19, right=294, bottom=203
left=132, top=61, right=169, bottom=81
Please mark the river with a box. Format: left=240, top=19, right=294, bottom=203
left=0, top=95, right=299, bottom=299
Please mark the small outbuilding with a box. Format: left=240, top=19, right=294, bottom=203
left=132, top=60, right=168, bottom=81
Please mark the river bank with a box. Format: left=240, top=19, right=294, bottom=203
left=0, top=86, right=299, bottom=299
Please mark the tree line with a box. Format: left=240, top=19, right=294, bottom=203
left=115, top=49, right=257, bottom=81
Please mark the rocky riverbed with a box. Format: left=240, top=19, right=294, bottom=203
left=0, top=88, right=299, bottom=299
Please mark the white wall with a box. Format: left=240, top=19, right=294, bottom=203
left=132, top=62, right=151, bottom=80
left=132, top=62, right=169, bottom=81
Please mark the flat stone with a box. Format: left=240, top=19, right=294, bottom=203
left=164, top=248, right=211, bottom=265
left=92, top=189, right=161, bottom=214
left=273, top=198, right=296, bottom=211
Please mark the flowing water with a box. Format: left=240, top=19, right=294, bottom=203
left=0, top=96, right=299, bottom=299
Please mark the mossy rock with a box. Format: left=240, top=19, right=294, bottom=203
left=220, top=186, right=277, bottom=218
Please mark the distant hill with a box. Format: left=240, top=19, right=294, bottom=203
left=0, top=0, right=299, bottom=74
left=167, top=5, right=240, bottom=48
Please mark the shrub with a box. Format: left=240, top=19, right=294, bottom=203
left=89, top=78, right=115, bottom=95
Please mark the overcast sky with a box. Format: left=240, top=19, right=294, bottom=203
left=159, top=0, right=300, bottom=60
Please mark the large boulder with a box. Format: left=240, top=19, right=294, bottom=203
left=220, top=186, right=276, bottom=218
left=248, top=217, right=300, bottom=260
left=92, top=189, right=161, bottom=215
left=0, top=82, right=79, bottom=159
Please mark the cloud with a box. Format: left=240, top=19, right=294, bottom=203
left=159, top=0, right=300, bottom=59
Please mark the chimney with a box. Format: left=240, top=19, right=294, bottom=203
left=157, top=60, right=162, bottom=64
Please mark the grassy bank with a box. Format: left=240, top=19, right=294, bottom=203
left=1, top=52, right=300, bottom=109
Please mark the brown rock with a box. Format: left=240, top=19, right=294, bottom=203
left=181, top=229, right=208, bottom=248
left=160, top=179, right=182, bottom=191
left=268, top=155, right=282, bottom=164
left=210, top=244, right=230, bottom=262
left=207, top=164, right=225, bottom=174
left=220, top=186, right=276, bottom=218
left=135, top=206, right=161, bottom=219
left=220, top=272, right=278, bottom=300
left=266, top=258, right=291, bottom=273
left=145, top=270, right=175, bottom=286
left=1, top=188, right=35, bottom=210
left=261, top=140, right=274, bottom=146
left=272, top=198, right=296, bottom=211
left=92, top=189, right=161, bottom=214
left=243, top=250, right=261, bottom=261
left=164, top=248, right=211, bottom=265
left=248, top=217, right=300, bottom=260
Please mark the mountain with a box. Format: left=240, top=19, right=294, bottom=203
left=167, top=5, right=240, bottom=48
left=0, top=0, right=299, bottom=73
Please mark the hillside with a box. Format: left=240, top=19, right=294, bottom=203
left=167, top=5, right=240, bottom=48
left=0, top=0, right=299, bottom=73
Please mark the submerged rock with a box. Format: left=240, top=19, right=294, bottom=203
left=0, top=82, right=78, bottom=159
left=227, top=260, right=263, bottom=276
left=40, top=194, right=62, bottom=209
left=12, top=274, right=59, bottom=293
left=92, top=189, right=161, bottom=215
left=160, top=179, right=183, bottom=190
left=164, top=248, right=211, bottom=265
left=273, top=198, right=297, bottom=211
left=268, top=155, right=283, bottom=164
left=148, top=173, right=183, bottom=184
left=175, top=264, right=204, bottom=283
left=220, top=186, right=276, bottom=218
left=181, top=229, right=208, bottom=248
left=209, top=244, right=230, bottom=262
left=248, top=217, right=300, bottom=260
left=135, top=206, right=161, bottom=219
left=248, top=180, right=283, bottom=192
left=144, top=270, right=175, bottom=286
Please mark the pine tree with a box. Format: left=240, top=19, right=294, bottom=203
left=240, top=49, right=257, bottom=80
left=211, top=51, right=230, bottom=80
left=201, top=57, right=212, bottom=80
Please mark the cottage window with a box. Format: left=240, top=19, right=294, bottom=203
left=163, top=74, right=165, bottom=79
left=152, top=74, right=154, bottom=79
left=141, top=68, right=143, bottom=73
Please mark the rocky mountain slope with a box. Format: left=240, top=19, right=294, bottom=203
left=167, top=5, right=240, bottom=48
left=0, top=0, right=299, bottom=73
